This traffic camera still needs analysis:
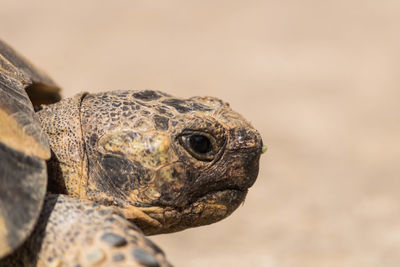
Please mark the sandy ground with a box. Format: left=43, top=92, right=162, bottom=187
left=2, top=1, right=400, bottom=266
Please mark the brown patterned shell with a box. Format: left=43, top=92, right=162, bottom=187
left=0, top=40, right=61, bottom=257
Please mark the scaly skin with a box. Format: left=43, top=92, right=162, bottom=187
left=1, top=194, right=171, bottom=266
left=38, top=90, right=262, bottom=235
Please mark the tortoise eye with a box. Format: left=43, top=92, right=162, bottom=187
left=179, top=131, right=218, bottom=161
left=189, top=135, right=212, bottom=154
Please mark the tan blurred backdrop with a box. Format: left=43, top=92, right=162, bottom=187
left=2, top=1, right=400, bottom=266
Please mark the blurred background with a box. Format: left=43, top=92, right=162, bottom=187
left=2, top=1, right=400, bottom=266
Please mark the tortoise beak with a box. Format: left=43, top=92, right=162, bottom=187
left=226, top=127, right=263, bottom=189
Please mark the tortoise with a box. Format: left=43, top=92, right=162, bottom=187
left=0, top=39, right=263, bottom=266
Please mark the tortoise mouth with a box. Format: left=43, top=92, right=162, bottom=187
left=187, top=184, right=246, bottom=205
left=134, top=188, right=247, bottom=235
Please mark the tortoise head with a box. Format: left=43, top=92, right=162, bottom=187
left=79, top=90, right=263, bottom=234
left=42, top=90, right=263, bottom=234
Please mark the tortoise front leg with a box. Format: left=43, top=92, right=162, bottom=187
left=2, top=194, right=171, bottom=267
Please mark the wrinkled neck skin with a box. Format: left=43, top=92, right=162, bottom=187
left=37, top=93, right=88, bottom=199
left=37, top=90, right=263, bottom=235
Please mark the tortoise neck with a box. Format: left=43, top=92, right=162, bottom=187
left=36, top=93, right=88, bottom=198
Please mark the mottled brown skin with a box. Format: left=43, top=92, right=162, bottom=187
left=38, top=90, right=262, bottom=235
left=0, top=38, right=263, bottom=267
left=2, top=195, right=171, bottom=267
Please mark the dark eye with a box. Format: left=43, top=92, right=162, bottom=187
left=189, top=135, right=212, bottom=154
left=179, top=132, right=218, bottom=161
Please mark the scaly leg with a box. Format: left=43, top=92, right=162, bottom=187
left=1, top=194, right=171, bottom=267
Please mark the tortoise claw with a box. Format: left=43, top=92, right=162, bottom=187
left=120, top=205, right=163, bottom=229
